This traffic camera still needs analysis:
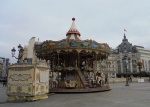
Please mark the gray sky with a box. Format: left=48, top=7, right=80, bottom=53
left=0, top=0, right=150, bottom=63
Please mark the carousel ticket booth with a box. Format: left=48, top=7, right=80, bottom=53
left=7, top=61, right=50, bottom=101
left=34, top=18, right=111, bottom=93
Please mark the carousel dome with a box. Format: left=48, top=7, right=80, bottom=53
left=66, top=18, right=81, bottom=40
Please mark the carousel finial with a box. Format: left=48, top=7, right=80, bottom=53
left=72, top=17, right=75, bottom=21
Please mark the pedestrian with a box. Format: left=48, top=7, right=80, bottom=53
left=130, top=77, right=132, bottom=82
left=3, top=80, right=5, bottom=87
left=3, top=79, right=7, bottom=87
left=128, top=76, right=132, bottom=83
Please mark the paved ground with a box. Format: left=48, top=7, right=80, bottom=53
left=0, top=82, right=150, bottom=107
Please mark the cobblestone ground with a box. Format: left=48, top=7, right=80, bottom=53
left=1, top=82, right=150, bottom=107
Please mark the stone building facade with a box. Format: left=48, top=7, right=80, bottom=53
left=0, top=57, right=9, bottom=78
left=0, top=58, right=4, bottom=78
left=116, top=34, right=139, bottom=75
left=21, top=37, right=39, bottom=64
left=108, top=34, right=150, bottom=77
left=107, top=50, right=117, bottom=78
left=135, top=46, right=150, bottom=72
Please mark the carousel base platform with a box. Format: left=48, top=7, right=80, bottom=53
left=49, top=86, right=111, bottom=93
left=7, top=94, right=48, bottom=101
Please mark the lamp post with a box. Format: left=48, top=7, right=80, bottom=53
left=137, top=62, right=142, bottom=79
left=122, top=49, right=130, bottom=86
left=11, top=44, right=24, bottom=63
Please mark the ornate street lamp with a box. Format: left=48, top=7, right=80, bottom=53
left=122, top=48, right=130, bottom=86
left=11, top=47, right=16, bottom=57
left=11, top=44, right=24, bottom=63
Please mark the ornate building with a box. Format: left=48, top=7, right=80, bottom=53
left=105, top=33, right=150, bottom=77
left=135, top=46, right=150, bottom=72
left=0, top=58, right=4, bottom=78
left=116, top=34, right=139, bottom=75
left=107, top=49, right=117, bottom=78
left=0, top=57, right=9, bottom=78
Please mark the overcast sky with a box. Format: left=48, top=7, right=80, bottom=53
left=0, top=0, right=150, bottom=63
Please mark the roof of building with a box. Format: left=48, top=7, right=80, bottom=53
left=117, top=34, right=138, bottom=53
left=134, top=45, right=144, bottom=49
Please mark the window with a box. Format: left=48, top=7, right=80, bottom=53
left=132, top=60, right=136, bottom=63
left=132, top=55, right=135, bottom=58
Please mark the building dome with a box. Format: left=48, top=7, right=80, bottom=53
left=117, top=34, right=137, bottom=53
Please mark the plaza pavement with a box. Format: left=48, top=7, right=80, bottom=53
left=0, top=82, right=150, bottom=107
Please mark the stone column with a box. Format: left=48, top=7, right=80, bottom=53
left=78, top=52, right=80, bottom=68
left=57, top=52, right=59, bottom=87
left=115, top=73, right=116, bottom=78
left=130, top=59, right=133, bottom=73
left=58, top=52, right=59, bottom=67
left=95, top=54, right=97, bottom=72
left=121, top=60, right=123, bottom=73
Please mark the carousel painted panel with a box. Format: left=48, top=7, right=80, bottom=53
left=7, top=67, right=34, bottom=96
left=80, top=41, right=89, bottom=48
left=48, top=41, right=58, bottom=49
left=70, top=41, right=79, bottom=48
left=34, top=67, right=49, bottom=95
left=91, top=42, right=99, bottom=49
left=58, top=40, right=67, bottom=48
left=35, top=45, right=41, bottom=50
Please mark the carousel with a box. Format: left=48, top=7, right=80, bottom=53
left=34, top=18, right=111, bottom=93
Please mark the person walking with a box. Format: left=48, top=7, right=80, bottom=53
left=3, top=79, right=7, bottom=87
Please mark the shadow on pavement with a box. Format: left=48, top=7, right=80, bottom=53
left=0, top=100, right=39, bottom=104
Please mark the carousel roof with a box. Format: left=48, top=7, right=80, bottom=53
left=34, top=18, right=110, bottom=57
left=66, top=18, right=81, bottom=40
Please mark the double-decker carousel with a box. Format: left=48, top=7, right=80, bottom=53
left=34, top=18, right=111, bottom=93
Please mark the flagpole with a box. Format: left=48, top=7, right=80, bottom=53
left=124, top=29, right=125, bottom=35
left=124, top=29, right=127, bottom=35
